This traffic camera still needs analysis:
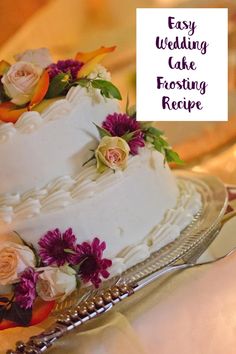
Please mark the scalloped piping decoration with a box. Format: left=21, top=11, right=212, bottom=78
left=0, top=152, right=201, bottom=228
left=0, top=151, right=141, bottom=224
left=0, top=155, right=139, bottom=223
left=0, top=66, right=110, bottom=144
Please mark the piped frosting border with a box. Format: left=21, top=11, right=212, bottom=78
left=0, top=85, right=107, bottom=144
left=0, top=63, right=112, bottom=144
left=0, top=155, right=140, bottom=223
left=108, top=178, right=202, bottom=277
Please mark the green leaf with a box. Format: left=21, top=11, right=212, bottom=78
left=127, top=105, right=136, bottom=118
left=73, top=264, right=80, bottom=273
left=125, top=94, right=136, bottom=117
left=75, top=78, right=90, bottom=87
left=142, top=124, right=184, bottom=165
left=76, top=275, right=81, bottom=288
left=145, top=135, right=154, bottom=143
left=91, top=80, right=122, bottom=100
left=145, top=126, right=164, bottom=137
left=121, top=130, right=139, bottom=143
left=93, top=123, right=111, bottom=138
left=73, top=256, right=89, bottom=273
left=157, top=136, right=169, bottom=148
left=140, top=121, right=153, bottom=129
left=97, top=161, right=108, bottom=174
left=0, top=81, right=9, bottom=103
left=153, top=139, right=165, bottom=153
left=46, top=73, right=71, bottom=98
left=165, top=149, right=184, bottom=165
left=82, top=154, right=95, bottom=167
left=125, top=94, right=130, bottom=115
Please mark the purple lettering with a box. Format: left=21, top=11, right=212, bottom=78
left=168, top=56, right=196, bottom=70
left=162, top=96, right=203, bottom=112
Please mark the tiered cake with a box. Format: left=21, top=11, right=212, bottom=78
left=0, top=47, right=201, bottom=307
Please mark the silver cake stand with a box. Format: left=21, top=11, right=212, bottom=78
left=120, top=170, right=228, bottom=284
left=7, top=171, right=229, bottom=354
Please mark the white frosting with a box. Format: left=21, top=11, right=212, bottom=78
left=0, top=122, right=16, bottom=143
left=0, top=87, right=118, bottom=196
left=108, top=178, right=201, bottom=277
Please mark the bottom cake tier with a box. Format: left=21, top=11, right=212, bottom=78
left=0, top=149, right=201, bottom=278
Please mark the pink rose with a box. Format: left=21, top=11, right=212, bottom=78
left=95, top=136, right=130, bottom=173
left=1, top=61, right=43, bottom=105
left=37, top=266, right=77, bottom=301
left=14, top=48, right=53, bottom=69
left=0, top=241, right=36, bottom=285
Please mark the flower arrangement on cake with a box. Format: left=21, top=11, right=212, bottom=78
left=88, top=109, right=183, bottom=172
left=0, top=230, right=111, bottom=329
left=0, top=46, right=121, bottom=123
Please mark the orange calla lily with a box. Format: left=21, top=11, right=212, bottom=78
left=0, top=60, right=10, bottom=76
left=0, top=101, right=28, bottom=123
left=76, top=46, right=116, bottom=78
left=75, top=45, right=116, bottom=63
left=29, top=70, right=50, bottom=110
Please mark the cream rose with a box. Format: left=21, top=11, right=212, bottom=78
left=0, top=241, right=36, bottom=285
left=14, top=48, right=53, bottom=69
left=95, top=136, right=130, bottom=173
left=37, top=266, right=77, bottom=302
left=1, top=61, right=43, bottom=105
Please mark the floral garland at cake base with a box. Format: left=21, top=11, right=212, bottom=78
left=0, top=229, right=112, bottom=328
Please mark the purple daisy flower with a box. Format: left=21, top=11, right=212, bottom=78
left=15, top=268, right=38, bottom=310
left=48, top=59, right=83, bottom=80
left=102, top=113, right=145, bottom=155
left=73, top=237, right=112, bottom=288
left=38, top=228, right=77, bottom=266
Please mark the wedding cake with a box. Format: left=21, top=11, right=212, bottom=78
left=0, top=47, right=201, bottom=327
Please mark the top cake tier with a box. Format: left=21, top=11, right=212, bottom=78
left=0, top=47, right=120, bottom=195
left=0, top=46, right=183, bottom=200
left=0, top=90, right=118, bottom=195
